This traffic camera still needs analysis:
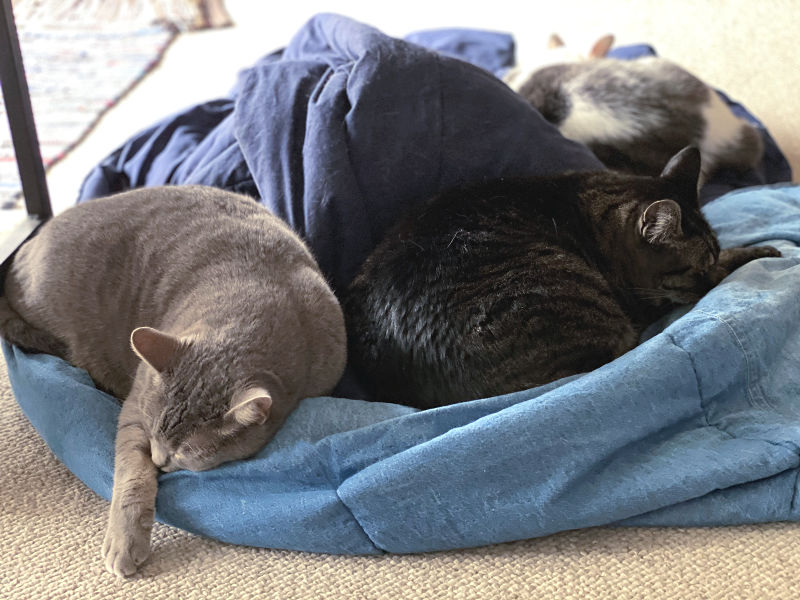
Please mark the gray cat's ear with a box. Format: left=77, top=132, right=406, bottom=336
left=227, top=387, right=272, bottom=426
left=130, top=327, right=183, bottom=373
left=640, top=200, right=683, bottom=244
left=660, top=146, right=701, bottom=199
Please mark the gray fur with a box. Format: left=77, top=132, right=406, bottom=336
left=510, top=57, right=764, bottom=181
left=0, top=185, right=346, bottom=577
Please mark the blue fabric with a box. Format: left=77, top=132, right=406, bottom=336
left=6, top=14, right=800, bottom=553
left=77, top=14, right=791, bottom=293
left=6, top=184, right=800, bottom=552
left=77, top=15, right=603, bottom=293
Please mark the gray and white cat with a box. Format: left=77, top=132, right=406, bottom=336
left=0, top=185, right=347, bottom=577
left=505, top=35, right=763, bottom=183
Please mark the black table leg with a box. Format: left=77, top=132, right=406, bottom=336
left=0, top=0, right=52, bottom=282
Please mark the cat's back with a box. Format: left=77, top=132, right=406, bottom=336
left=3, top=186, right=338, bottom=396
left=10, top=186, right=317, bottom=299
left=572, top=57, right=707, bottom=98
left=519, top=58, right=708, bottom=106
left=527, top=58, right=709, bottom=139
left=515, top=57, right=761, bottom=177
left=345, top=173, right=635, bottom=407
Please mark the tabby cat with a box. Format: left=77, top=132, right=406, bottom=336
left=344, top=147, right=779, bottom=409
left=0, top=185, right=347, bottom=577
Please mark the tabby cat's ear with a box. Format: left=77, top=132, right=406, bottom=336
left=640, top=200, right=683, bottom=244
left=659, top=146, right=701, bottom=200
left=130, top=327, right=183, bottom=373
left=227, top=387, right=272, bottom=426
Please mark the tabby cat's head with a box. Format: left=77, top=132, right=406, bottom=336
left=614, top=146, right=721, bottom=308
left=129, top=327, right=282, bottom=473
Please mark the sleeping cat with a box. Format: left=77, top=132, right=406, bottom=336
left=505, top=36, right=763, bottom=183
left=0, top=185, right=347, bottom=577
left=344, top=147, right=779, bottom=409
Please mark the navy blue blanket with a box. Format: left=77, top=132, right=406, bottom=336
left=78, top=14, right=791, bottom=296
left=5, top=14, right=799, bottom=554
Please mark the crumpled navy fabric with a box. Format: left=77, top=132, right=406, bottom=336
left=6, top=184, right=800, bottom=553
left=77, top=13, right=791, bottom=293
left=79, top=14, right=603, bottom=293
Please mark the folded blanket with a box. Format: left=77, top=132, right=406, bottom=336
left=6, top=14, right=799, bottom=554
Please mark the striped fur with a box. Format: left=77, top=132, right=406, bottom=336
left=344, top=148, right=778, bottom=409
left=509, top=57, right=763, bottom=183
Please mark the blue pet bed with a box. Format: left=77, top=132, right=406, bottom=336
left=6, top=14, right=800, bottom=554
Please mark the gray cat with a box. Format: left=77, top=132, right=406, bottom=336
left=0, top=185, right=347, bottom=577
left=344, top=147, right=779, bottom=409
left=505, top=36, right=763, bottom=183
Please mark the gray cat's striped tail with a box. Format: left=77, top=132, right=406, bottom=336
left=0, top=296, right=68, bottom=357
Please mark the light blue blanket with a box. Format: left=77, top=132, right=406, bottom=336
left=5, top=183, right=800, bottom=554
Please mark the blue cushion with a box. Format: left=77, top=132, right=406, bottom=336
left=7, top=183, right=800, bottom=553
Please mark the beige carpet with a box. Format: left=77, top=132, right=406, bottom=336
left=2, top=354, right=800, bottom=598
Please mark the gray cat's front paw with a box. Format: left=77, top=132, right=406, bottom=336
left=102, top=519, right=151, bottom=577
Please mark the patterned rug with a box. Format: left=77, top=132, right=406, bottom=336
left=0, top=23, right=177, bottom=209
left=0, top=1, right=232, bottom=211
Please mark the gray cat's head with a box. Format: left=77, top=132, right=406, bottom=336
left=129, top=327, right=286, bottom=473
left=611, top=146, right=721, bottom=307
